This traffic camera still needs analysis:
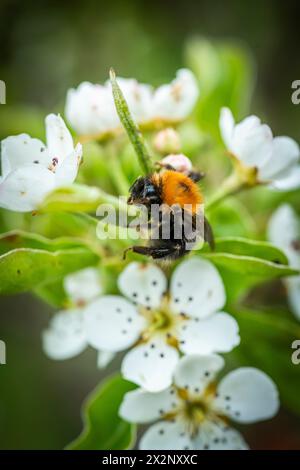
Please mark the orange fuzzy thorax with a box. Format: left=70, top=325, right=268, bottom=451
left=158, top=170, right=203, bottom=214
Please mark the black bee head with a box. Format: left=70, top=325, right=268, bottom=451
left=127, top=176, right=161, bottom=207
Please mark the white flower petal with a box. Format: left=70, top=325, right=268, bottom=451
left=286, top=277, right=300, bottom=320
left=1, top=134, right=51, bottom=177
left=174, top=354, right=224, bottom=394
left=267, top=204, right=300, bottom=267
left=221, top=109, right=300, bottom=184
left=151, top=69, right=199, bottom=121
left=139, top=420, right=193, bottom=450
left=194, top=420, right=249, bottom=450
left=118, top=262, right=167, bottom=308
left=54, top=143, right=82, bottom=186
left=268, top=203, right=299, bottom=248
left=65, top=82, right=119, bottom=136
left=0, top=165, right=56, bottom=212
left=170, top=257, right=226, bottom=318
left=178, top=312, right=240, bottom=355
left=45, top=114, right=74, bottom=160
left=106, top=77, right=153, bottom=123
left=97, top=350, right=116, bottom=369
left=65, top=71, right=198, bottom=135
left=64, top=267, right=102, bottom=305
left=83, top=296, right=145, bottom=352
left=231, top=117, right=273, bottom=168
left=272, top=165, right=300, bottom=191
left=268, top=205, right=300, bottom=320
left=219, top=107, right=235, bottom=149
left=213, top=367, right=279, bottom=424
left=119, top=387, right=176, bottom=424
left=42, top=309, right=87, bottom=360
left=121, top=337, right=179, bottom=392
left=259, top=136, right=300, bottom=182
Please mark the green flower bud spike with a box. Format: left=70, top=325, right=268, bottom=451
left=109, top=68, right=153, bottom=175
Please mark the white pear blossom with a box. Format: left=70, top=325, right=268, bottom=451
left=63, top=267, right=103, bottom=307
left=219, top=107, right=300, bottom=189
left=120, top=354, right=279, bottom=450
left=107, top=77, right=153, bottom=124
left=150, top=69, right=199, bottom=122
left=268, top=204, right=300, bottom=320
left=82, top=258, right=240, bottom=392
left=65, top=80, right=152, bottom=137
left=42, top=268, right=114, bottom=367
left=272, top=167, right=300, bottom=191
left=0, top=114, right=82, bottom=212
left=65, top=69, right=199, bottom=138
left=65, top=82, right=119, bottom=136
left=42, top=308, right=87, bottom=361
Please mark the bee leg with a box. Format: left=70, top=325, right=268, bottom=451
left=148, top=246, right=178, bottom=259
left=149, top=241, right=188, bottom=260
left=123, top=246, right=151, bottom=259
left=123, top=245, right=160, bottom=260
left=122, top=247, right=133, bottom=260
left=156, top=163, right=176, bottom=172
left=204, top=217, right=215, bottom=250
left=123, top=244, right=180, bottom=260
left=188, top=170, right=206, bottom=183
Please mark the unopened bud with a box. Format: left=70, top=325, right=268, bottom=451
left=153, top=128, right=181, bottom=155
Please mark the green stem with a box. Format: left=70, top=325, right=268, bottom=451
left=110, top=68, right=153, bottom=175
left=206, top=172, right=245, bottom=212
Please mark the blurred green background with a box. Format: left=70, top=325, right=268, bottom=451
left=0, top=0, right=300, bottom=449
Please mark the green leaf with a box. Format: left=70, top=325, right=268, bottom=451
left=201, top=252, right=298, bottom=304
left=0, top=247, right=98, bottom=295
left=110, top=68, right=153, bottom=174
left=202, top=237, right=289, bottom=265
left=37, top=212, right=96, bottom=239
left=185, top=37, right=255, bottom=136
left=67, top=374, right=136, bottom=450
left=39, top=183, right=123, bottom=213
left=229, top=308, right=300, bottom=415
left=0, top=230, right=86, bottom=255
left=203, top=252, right=296, bottom=278
left=207, top=199, right=256, bottom=238
left=0, top=230, right=99, bottom=306
left=34, top=278, right=68, bottom=308
left=0, top=208, right=26, bottom=234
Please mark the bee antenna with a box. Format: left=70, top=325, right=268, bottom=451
left=123, top=247, right=133, bottom=260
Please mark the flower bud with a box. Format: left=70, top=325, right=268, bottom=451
left=153, top=128, right=181, bottom=155
left=160, top=153, right=193, bottom=173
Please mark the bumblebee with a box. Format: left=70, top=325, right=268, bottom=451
left=126, top=165, right=214, bottom=260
